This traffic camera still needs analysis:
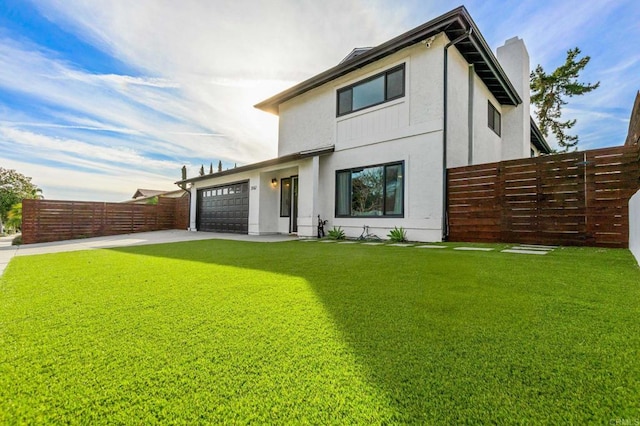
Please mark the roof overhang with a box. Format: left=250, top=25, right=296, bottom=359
left=255, top=6, right=521, bottom=115
left=530, top=117, right=552, bottom=154
left=175, top=146, right=335, bottom=186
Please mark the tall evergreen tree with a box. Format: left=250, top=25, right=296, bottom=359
left=217, top=160, right=222, bottom=172
left=530, top=47, right=600, bottom=151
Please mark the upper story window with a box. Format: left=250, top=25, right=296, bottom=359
left=488, top=101, right=501, bottom=136
left=337, top=64, right=405, bottom=116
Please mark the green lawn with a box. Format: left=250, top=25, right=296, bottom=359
left=1, top=240, right=639, bottom=423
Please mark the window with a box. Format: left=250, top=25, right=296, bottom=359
left=335, top=162, right=404, bottom=217
left=488, top=101, right=501, bottom=136
left=337, top=64, right=405, bottom=116
left=280, top=177, right=291, bottom=217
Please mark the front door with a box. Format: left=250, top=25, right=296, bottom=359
left=291, top=176, right=298, bottom=233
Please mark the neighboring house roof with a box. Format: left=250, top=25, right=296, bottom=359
left=131, top=189, right=168, bottom=199
left=530, top=118, right=552, bottom=154
left=255, top=6, right=521, bottom=115
left=126, top=189, right=187, bottom=204
left=625, top=91, right=640, bottom=146
left=175, top=146, right=335, bottom=186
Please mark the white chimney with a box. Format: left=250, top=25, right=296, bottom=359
left=497, top=37, right=531, bottom=160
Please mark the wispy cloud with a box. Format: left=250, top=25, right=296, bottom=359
left=0, top=34, right=281, bottom=197
left=34, top=0, right=410, bottom=77
left=1, top=121, right=140, bottom=134
left=0, top=127, right=182, bottom=179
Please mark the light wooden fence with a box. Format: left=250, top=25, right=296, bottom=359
left=22, top=195, right=190, bottom=244
left=447, top=145, right=640, bottom=247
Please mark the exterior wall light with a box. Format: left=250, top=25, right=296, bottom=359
left=271, top=178, right=278, bottom=187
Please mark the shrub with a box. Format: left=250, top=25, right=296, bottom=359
left=327, top=226, right=345, bottom=240
left=387, top=226, right=407, bottom=243
left=11, top=235, right=22, bottom=245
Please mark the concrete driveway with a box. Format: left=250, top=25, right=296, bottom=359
left=0, top=230, right=297, bottom=276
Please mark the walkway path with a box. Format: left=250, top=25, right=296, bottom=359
left=307, top=239, right=557, bottom=255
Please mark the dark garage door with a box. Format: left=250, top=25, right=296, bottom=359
left=197, top=181, right=249, bottom=233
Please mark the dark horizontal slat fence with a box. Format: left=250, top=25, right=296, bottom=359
left=22, top=195, right=190, bottom=244
left=448, top=145, right=640, bottom=247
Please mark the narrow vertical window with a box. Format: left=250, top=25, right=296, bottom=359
left=385, top=67, right=404, bottom=100
left=337, top=89, right=353, bottom=116
left=280, top=178, right=291, bottom=217
left=335, top=171, right=351, bottom=216
left=488, top=101, right=501, bottom=136
left=384, top=164, right=403, bottom=215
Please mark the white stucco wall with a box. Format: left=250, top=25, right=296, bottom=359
left=278, top=38, right=447, bottom=157
left=278, top=90, right=335, bottom=157
left=296, top=157, right=321, bottom=238
left=316, top=132, right=443, bottom=242
left=629, top=190, right=640, bottom=265
left=273, top=166, right=298, bottom=233
left=445, top=46, right=469, bottom=168
left=278, top=33, right=517, bottom=167
left=271, top=32, right=535, bottom=241
left=472, top=76, right=503, bottom=165
left=278, top=38, right=450, bottom=241
left=257, top=173, right=280, bottom=234
left=443, top=36, right=522, bottom=168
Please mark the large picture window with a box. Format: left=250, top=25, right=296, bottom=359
left=335, top=162, right=404, bottom=217
left=337, top=64, right=405, bottom=116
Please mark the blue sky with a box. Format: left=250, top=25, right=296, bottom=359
left=0, top=0, right=638, bottom=201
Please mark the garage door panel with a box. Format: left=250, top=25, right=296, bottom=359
left=197, top=181, right=249, bottom=234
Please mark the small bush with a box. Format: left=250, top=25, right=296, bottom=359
left=387, top=226, right=407, bottom=243
left=11, top=235, right=22, bottom=245
left=327, top=226, right=345, bottom=240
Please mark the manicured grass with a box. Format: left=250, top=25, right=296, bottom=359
left=1, top=240, right=639, bottom=423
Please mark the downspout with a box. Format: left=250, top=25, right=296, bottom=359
left=468, top=64, right=475, bottom=165
left=442, top=27, right=472, bottom=241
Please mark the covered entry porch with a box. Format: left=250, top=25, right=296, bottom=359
left=178, top=147, right=333, bottom=238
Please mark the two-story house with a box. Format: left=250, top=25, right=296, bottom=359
left=176, top=6, right=550, bottom=242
